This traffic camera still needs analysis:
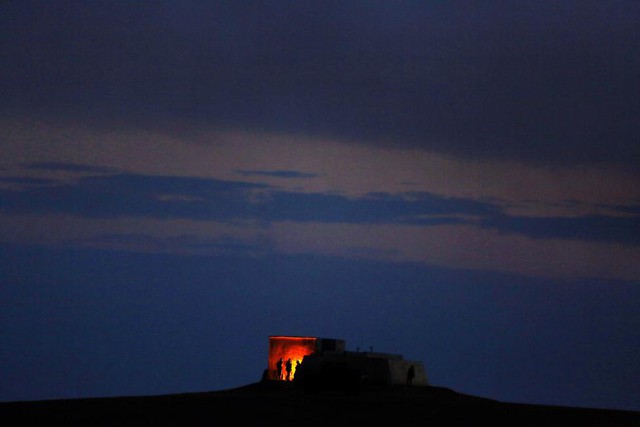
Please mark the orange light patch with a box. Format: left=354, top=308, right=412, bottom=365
left=269, top=336, right=317, bottom=381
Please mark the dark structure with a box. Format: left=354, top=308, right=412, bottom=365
left=265, top=336, right=428, bottom=393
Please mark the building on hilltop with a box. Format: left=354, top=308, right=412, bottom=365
left=265, top=335, right=427, bottom=392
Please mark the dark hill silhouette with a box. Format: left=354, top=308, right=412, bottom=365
left=1, top=382, right=638, bottom=426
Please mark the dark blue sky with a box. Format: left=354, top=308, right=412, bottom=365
left=1, top=1, right=639, bottom=411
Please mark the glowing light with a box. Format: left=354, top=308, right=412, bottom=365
left=268, top=336, right=317, bottom=381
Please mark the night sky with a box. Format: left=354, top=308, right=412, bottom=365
left=1, top=1, right=639, bottom=411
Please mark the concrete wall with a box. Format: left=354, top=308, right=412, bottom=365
left=338, top=352, right=428, bottom=387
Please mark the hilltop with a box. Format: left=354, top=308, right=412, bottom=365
left=2, top=381, right=638, bottom=426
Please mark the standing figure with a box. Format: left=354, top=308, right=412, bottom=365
left=294, top=360, right=301, bottom=379
left=276, top=358, right=284, bottom=380
left=407, top=365, right=415, bottom=385
left=285, top=358, right=293, bottom=381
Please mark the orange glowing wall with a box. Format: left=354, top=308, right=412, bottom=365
left=268, top=336, right=317, bottom=380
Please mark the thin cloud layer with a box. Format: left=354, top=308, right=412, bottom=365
left=24, top=162, right=119, bottom=174
left=1, top=119, right=638, bottom=281
left=1, top=170, right=637, bottom=248
left=2, top=1, right=639, bottom=167
left=235, top=169, right=320, bottom=179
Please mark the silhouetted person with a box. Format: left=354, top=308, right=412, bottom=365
left=407, top=365, right=415, bottom=385
left=276, top=358, right=283, bottom=380
left=285, top=358, right=292, bottom=381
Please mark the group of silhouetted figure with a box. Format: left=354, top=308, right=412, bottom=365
left=276, top=358, right=301, bottom=381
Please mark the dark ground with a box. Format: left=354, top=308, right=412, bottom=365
left=1, top=382, right=638, bottom=426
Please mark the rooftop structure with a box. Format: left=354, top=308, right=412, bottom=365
left=265, top=335, right=428, bottom=391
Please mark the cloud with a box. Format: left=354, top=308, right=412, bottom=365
left=268, top=221, right=640, bottom=281
left=599, top=203, right=640, bottom=216
left=1, top=171, right=638, bottom=247
left=0, top=173, right=267, bottom=220
left=235, top=169, right=319, bottom=179
left=2, top=212, right=639, bottom=280
left=480, top=214, right=640, bottom=246
left=4, top=120, right=638, bottom=206
left=0, top=176, right=57, bottom=185
left=74, top=232, right=274, bottom=256
left=23, top=162, right=119, bottom=174
left=0, top=171, right=500, bottom=224
left=2, top=1, right=639, bottom=167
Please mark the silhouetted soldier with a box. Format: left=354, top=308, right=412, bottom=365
left=276, top=358, right=284, bottom=380
left=285, top=358, right=293, bottom=381
left=407, top=365, right=415, bottom=385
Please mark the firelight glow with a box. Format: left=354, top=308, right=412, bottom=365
left=268, top=336, right=317, bottom=381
